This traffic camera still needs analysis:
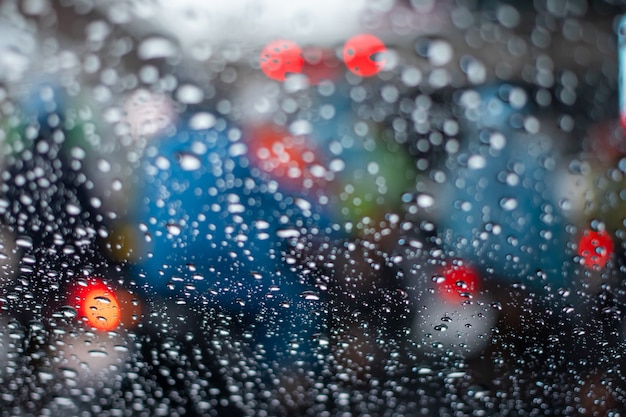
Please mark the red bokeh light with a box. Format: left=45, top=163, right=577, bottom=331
left=69, top=278, right=122, bottom=332
left=437, top=263, right=480, bottom=302
left=247, top=123, right=322, bottom=190
left=342, top=34, right=387, bottom=77
left=578, top=229, right=614, bottom=270
left=259, top=40, right=304, bottom=81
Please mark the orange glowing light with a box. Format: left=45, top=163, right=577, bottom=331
left=343, top=34, right=386, bottom=77
left=438, top=263, right=480, bottom=302
left=578, top=229, right=613, bottom=270
left=259, top=40, right=304, bottom=81
left=70, top=278, right=122, bottom=331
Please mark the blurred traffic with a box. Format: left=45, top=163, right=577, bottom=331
left=0, top=1, right=623, bottom=416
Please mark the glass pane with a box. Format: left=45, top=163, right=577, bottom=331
left=0, top=0, right=624, bottom=415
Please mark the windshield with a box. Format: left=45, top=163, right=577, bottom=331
left=0, top=0, right=624, bottom=416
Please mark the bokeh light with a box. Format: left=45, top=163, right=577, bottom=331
left=247, top=123, right=321, bottom=190
left=437, top=263, right=480, bottom=302
left=70, top=278, right=122, bottom=332
left=342, top=34, right=386, bottom=77
left=578, top=229, right=614, bottom=270
left=259, top=39, right=304, bottom=81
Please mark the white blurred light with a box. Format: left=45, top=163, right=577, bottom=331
left=99, top=0, right=369, bottom=52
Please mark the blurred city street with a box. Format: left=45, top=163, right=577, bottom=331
left=0, top=1, right=623, bottom=416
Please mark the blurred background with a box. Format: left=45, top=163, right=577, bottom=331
left=0, top=0, right=624, bottom=416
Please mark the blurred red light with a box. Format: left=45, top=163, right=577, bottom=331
left=259, top=40, right=304, bottom=81
left=247, top=124, right=322, bottom=190
left=578, top=229, right=613, bottom=270
left=70, top=278, right=122, bottom=332
left=438, top=263, right=480, bottom=302
left=342, top=34, right=386, bottom=77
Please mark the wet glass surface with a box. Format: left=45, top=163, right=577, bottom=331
left=0, top=1, right=625, bottom=416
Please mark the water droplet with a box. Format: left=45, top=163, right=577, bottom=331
left=277, top=229, right=300, bottom=239
left=311, top=333, right=330, bottom=346
left=38, top=371, right=54, bottom=382
left=428, top=40, right=453, bottom=66
left=176, top=84, right=204, bottom=104
left=500, top=198, right=518, bottom=211
left=166, top=223, right=182, bottom=236
left=60, top=306, right=77, bottom=318
left=189, top=112, right=216, bottom=130
left=88, top=350, right=108, bottom=358
left=66, top=203, right=80, bottom=215
left=60, top=367, right=79, bottom=379
left=15, top=236, right=33, bottom=248
left=138, top=36, right=178, bottom=60
left=417, top=194, right=435, bottom=208
left=98, top=158, right=112, bottom=173
left=467, top=154, right=486, bottom=169
left=300, top=291, right=320, bottom=301
left=176, top=153, right=201, bottom=171
left=107, top=179, right=121, bottom=193
left=94, top=296, right=112, bottom=304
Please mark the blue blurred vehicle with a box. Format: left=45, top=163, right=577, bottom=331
left=132, top=111, right=334, bottom=365
left=437, top=84, right=572, bottom=291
